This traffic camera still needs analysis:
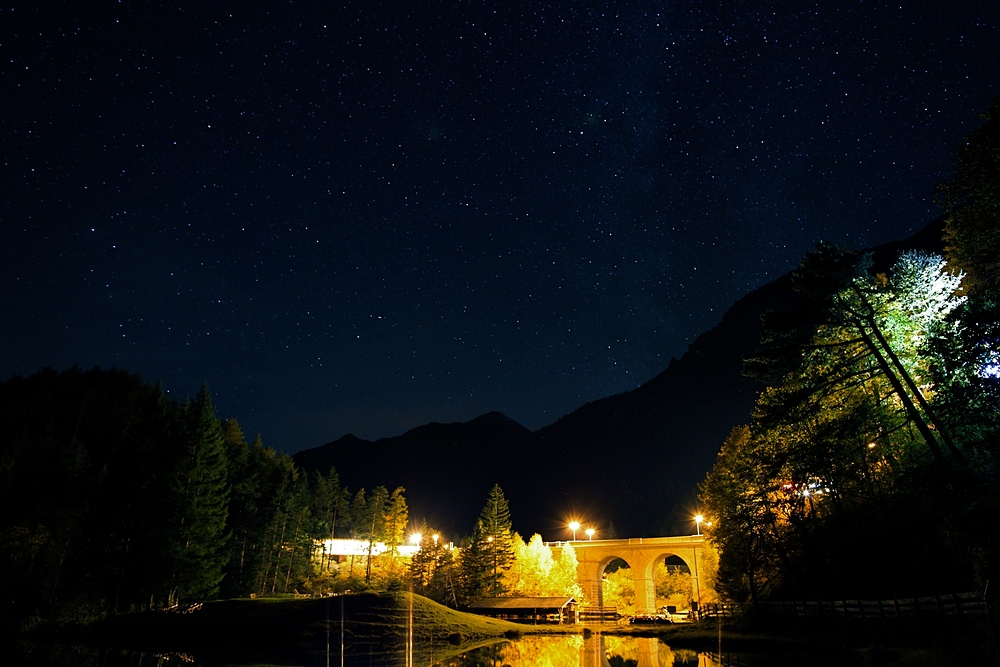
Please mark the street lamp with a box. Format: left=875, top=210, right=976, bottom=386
left=694, top=514, right=704, bottom=536
left=568, top=521, right=581, bottom=541
left=585, top=528, right=595, bottom=541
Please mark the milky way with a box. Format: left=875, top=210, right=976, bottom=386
left=3, top=1, right=999, bottom=452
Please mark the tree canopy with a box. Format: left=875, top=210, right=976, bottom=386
left=702, top=99, right=1000, bottom=601
left=0, top=368, right=382, bottom=633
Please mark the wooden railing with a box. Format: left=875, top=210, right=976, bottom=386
left=579, top=605, right=619, bottom=621
left=699, top=592, right=987, bottom=620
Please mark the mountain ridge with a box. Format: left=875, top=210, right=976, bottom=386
left=294, top=218, right=946, bottom=539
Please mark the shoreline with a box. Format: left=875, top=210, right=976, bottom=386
left=24, top=593, right=998, bottom=666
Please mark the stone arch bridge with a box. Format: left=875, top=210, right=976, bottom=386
left=551, top=535, right=707, bottom=614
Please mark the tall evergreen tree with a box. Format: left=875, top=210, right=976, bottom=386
left=462, top=484, right=515, bottom=599
left=361, top=486, right=389, bottom=584
left=170, top=384, right=231, bottom=603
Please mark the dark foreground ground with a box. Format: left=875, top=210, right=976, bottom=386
left=17, top=594, right=1000, bottom=666
left=634, top=611, right=998, bottom=666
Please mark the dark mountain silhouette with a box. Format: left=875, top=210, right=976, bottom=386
left=294, top=219, right=946, bottom=540
left=293, top=411, right=542, bottom=536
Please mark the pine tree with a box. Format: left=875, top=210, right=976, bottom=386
left=462, top=484, right=515, bottom=599
left=381, top=487, right=409, bottom=581
left=409, top=522, right=448, bottom=595
left=170, top=384, right=231, bottom=602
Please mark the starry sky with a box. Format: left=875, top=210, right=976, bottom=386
left=3, top=0, right=999, bottom=454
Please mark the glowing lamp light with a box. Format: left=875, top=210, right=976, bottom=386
left=409, top=533, right=422, bottom=546
left=694, top=514, right=704, bottom=536
left=568, top=521, right=581, bottom=540
left=585, top=528, right=595, bottom=540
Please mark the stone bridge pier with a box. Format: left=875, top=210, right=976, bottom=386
left=581, top=634, right=674, bottom=667
left=552, top=535, right=706, bottom=614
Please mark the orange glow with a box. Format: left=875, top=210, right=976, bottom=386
left=568, top=521, right=581, bottom=540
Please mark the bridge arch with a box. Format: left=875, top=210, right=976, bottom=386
left=552, top=536, right=705, bottom=614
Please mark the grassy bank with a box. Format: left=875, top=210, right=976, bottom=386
left=42, top=595, right=1000, bottom=666
left=81, top=592, right=571, bottom=664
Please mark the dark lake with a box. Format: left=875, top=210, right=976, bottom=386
left=17, top=633, right=846, bottom=667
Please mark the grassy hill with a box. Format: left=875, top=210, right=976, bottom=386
left=85, top=593, right=569, bottom=665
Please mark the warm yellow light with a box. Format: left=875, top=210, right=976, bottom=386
left=487, top=535, right=494, bottom=542
left=409, top=532, right=422, bottom=545
left=694, top=514, right=704, bottom=524
left=432, top=533, right=439, bottom=543
left=568, top=521, right=581, bottom=540
left=585, top=528, right=595, bottom=540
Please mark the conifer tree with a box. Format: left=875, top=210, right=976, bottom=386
left=171, top=384, right=231, bottom=602
left=352, top=486, right=389, bottom=584
left=409, top=522, right=448, bottom=595
left=462, top=484, right=515, bottom=599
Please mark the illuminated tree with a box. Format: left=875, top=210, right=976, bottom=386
left=748, top=244, right=965, bottom=465
left=602, top=563, right=635, bottom=614
left=409, top=523, right=446, bottom=592
left=654, top=561, right=693, bottom=610
left=379, top=487, right=409, bottom=582
left=506, top=533, right=582, bottom=598
left=359, top=486, right=389, bottom=584
left=703, top=246, right=970, bottom=600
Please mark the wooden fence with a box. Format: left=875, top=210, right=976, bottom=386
left=700, top=591, right=987, bottom=620
left=579, top=605, right=619, bottom=622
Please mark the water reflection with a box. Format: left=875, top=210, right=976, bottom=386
left=18, top=632, right=843, bottom=667
left=477, top=635, right=704, bottom=667
left=446, top=636, right=840, bottom=667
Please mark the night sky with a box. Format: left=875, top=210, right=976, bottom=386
left=4, top=1, right=999, bottom=455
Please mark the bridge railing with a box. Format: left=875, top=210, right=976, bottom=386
left=699, top=592, right=986, bottom=620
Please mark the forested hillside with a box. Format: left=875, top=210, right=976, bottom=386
left=0, top=369, right=355, bottom=634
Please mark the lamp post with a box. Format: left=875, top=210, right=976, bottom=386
left=568, top=521, right=580, bottom=541
left=585, top=528, right=595, bottom=541
left=694, top=514, right=703, bottom=536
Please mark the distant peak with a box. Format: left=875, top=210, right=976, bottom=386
left=332, top=433, right=369, bottom=445
left=469, top=411, right=513, bottom=424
